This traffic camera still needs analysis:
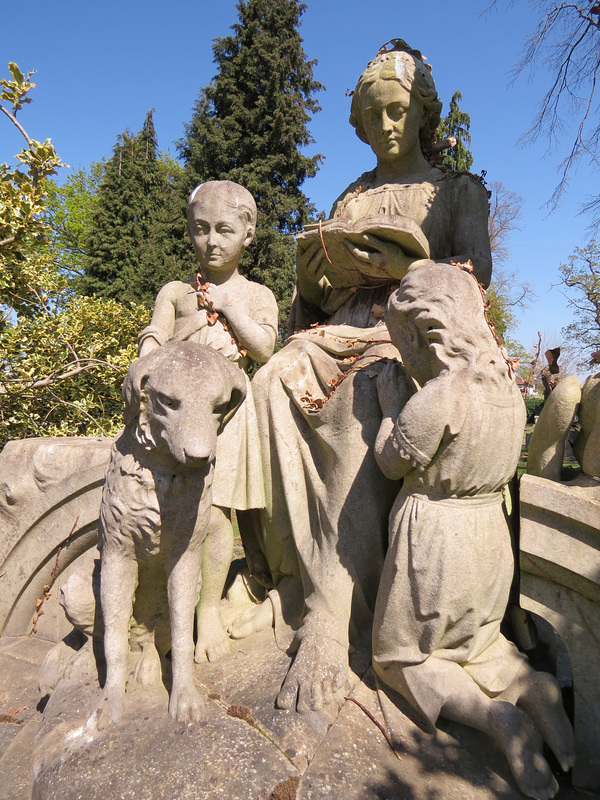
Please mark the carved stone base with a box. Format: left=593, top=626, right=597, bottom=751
left=16, top=626, right=583, bottom=800
left=520, top=472, right=600, bottom=791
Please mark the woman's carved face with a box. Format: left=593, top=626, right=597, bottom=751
left=359, top=79, right=422, bottom=164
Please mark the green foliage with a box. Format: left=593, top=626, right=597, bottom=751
left=178, top=0, right=323, bottom=324
left=486, top=279, right=534, bottom=384
left=44, top=164, right=104, bottom=280
left=436, top=90, right=473, bottom=172
left=79, top=110, right=192, bottom=305
left=559, top=239, right=600, bottom=369
left=486, top=281, right=517, bottom=344
left=0, top=297, right=148, bottom=446
left=525, top=393, right=545, bottom=423
left=0, top=62, right=65, bottom=317
left=0, top=63, right=148, bottom=446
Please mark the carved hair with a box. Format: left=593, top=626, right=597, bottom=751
left=187, top=180, right=257, bottom=228
left=387, top=263, right=513, bottom=389
left=349, top=40, right=442, bottom=156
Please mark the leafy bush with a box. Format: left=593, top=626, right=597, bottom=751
left=1, top=63, right=149, bottom=448
left=525, top=394, right=545, bottom=423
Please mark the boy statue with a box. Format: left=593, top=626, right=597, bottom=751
left=139, top=180, right=278, bottom=662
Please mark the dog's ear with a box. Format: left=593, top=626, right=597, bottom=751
left=122, top=350, right=163, bottom=426
left=218, top=365, right=247, bottom=434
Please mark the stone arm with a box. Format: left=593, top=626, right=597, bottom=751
left=138, top=282, right=179, bottom=357
left=375, top=367, right=445, bottom=480
left=205, top=282, right=278, bottom=363
left=295, top=238, right=354, bottom=315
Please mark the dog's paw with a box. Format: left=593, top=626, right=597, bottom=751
left=168, top=683, right=203, bottom=724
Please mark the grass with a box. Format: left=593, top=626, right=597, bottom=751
left=518, top=424, right=533, bottom=477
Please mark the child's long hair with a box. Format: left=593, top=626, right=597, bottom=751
left=386, top=262, right=515, bottom=392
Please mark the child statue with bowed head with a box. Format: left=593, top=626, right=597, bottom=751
left=373, top=262, right=574, bottom=800
left=138, top=180, right=279, bottom=663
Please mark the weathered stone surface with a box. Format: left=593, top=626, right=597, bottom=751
left=369, top=263, right=576, bottom=800
left=249, top=37, right=493, bottom=722
left=0, top=634, right=54, bottom=800
left=300, top=675, right=522, bottom=800
left=90, top=340, right=247, bottom=730
left=0, top=437, right=111, bottom=640
left=0, top=630, right=582, bottom=800
left=139, top=180, right=279, bottom=667
left=527, top=376, right=582, bottom=481
left=33, top=650, right=298, bottom=800
left=520, top=472, right=600, bottom=791
left=574, top=370, right=600, bottom=478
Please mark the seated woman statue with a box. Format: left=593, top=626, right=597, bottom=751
left=232, top=39, right=492, bottom=713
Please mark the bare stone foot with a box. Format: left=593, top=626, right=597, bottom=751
left=227, top=598, right=274, bottom=640
left=517, top=670, right=575, bottom=773
left=87, top=686, right=125, bottom=732
left=489, top=700, right=558, bottom=800
left=195, top=617, right=231, bottom=663
left=168, top=681, right=203, bottom=723
left=133, top=642, right=162, bottom=685
left=276, top=634, right=348, bottom=713
left=38, top=640, right=79, bottom=696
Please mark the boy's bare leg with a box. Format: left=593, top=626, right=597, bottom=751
left=498, top=664, right=575, bottom=773
left=438, top=667, right=559, bottom=800
left=195, top=505, right=233, bottom=663
left=377, top=660, right=559, bottom=800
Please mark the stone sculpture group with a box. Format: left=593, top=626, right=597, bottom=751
left=3, top=37, right=598, bottom=800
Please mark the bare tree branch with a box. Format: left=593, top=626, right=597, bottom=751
left=488, top=2, right=600, bottom=228
left=0, top=358, right=121, bottom=394
left=488, top=180, right=524, bottom=265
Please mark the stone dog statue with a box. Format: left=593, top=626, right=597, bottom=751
left=87, top=340, right=246, bottom=731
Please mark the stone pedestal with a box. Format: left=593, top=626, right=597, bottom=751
left=520, top=472, right=600, bottom=791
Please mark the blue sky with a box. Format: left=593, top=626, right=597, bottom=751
left=3, top=0, right=595, bottom=366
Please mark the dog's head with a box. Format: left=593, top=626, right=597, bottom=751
left=122, top=341, right=247, bottom=467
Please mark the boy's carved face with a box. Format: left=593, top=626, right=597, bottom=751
left=188, top=193, right=254, bottom=274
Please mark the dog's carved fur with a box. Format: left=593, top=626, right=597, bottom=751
left=88, top=340, right=246, bottom=730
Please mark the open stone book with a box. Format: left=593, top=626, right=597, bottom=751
left=297, top=214, right=431, bottom=287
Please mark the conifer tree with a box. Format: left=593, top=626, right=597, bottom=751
left=80, top=111, right=190, bottom=305
left=437, top=90, right=473, bottom=172
left=178, top=0, right=323, bottom=322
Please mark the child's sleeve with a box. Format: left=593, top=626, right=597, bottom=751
left=381, top=379, right=451, bottom=476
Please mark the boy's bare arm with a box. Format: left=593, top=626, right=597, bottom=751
left=205, top=282, right=277, bottom=363
left=138, top=282, right=179, bottom=357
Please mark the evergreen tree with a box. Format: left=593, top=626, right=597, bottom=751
left=178, top=0, right=323, bottom=323
left=80, top=111, right=190, bottom=305
left=437, top=90, right=473, bottom=172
